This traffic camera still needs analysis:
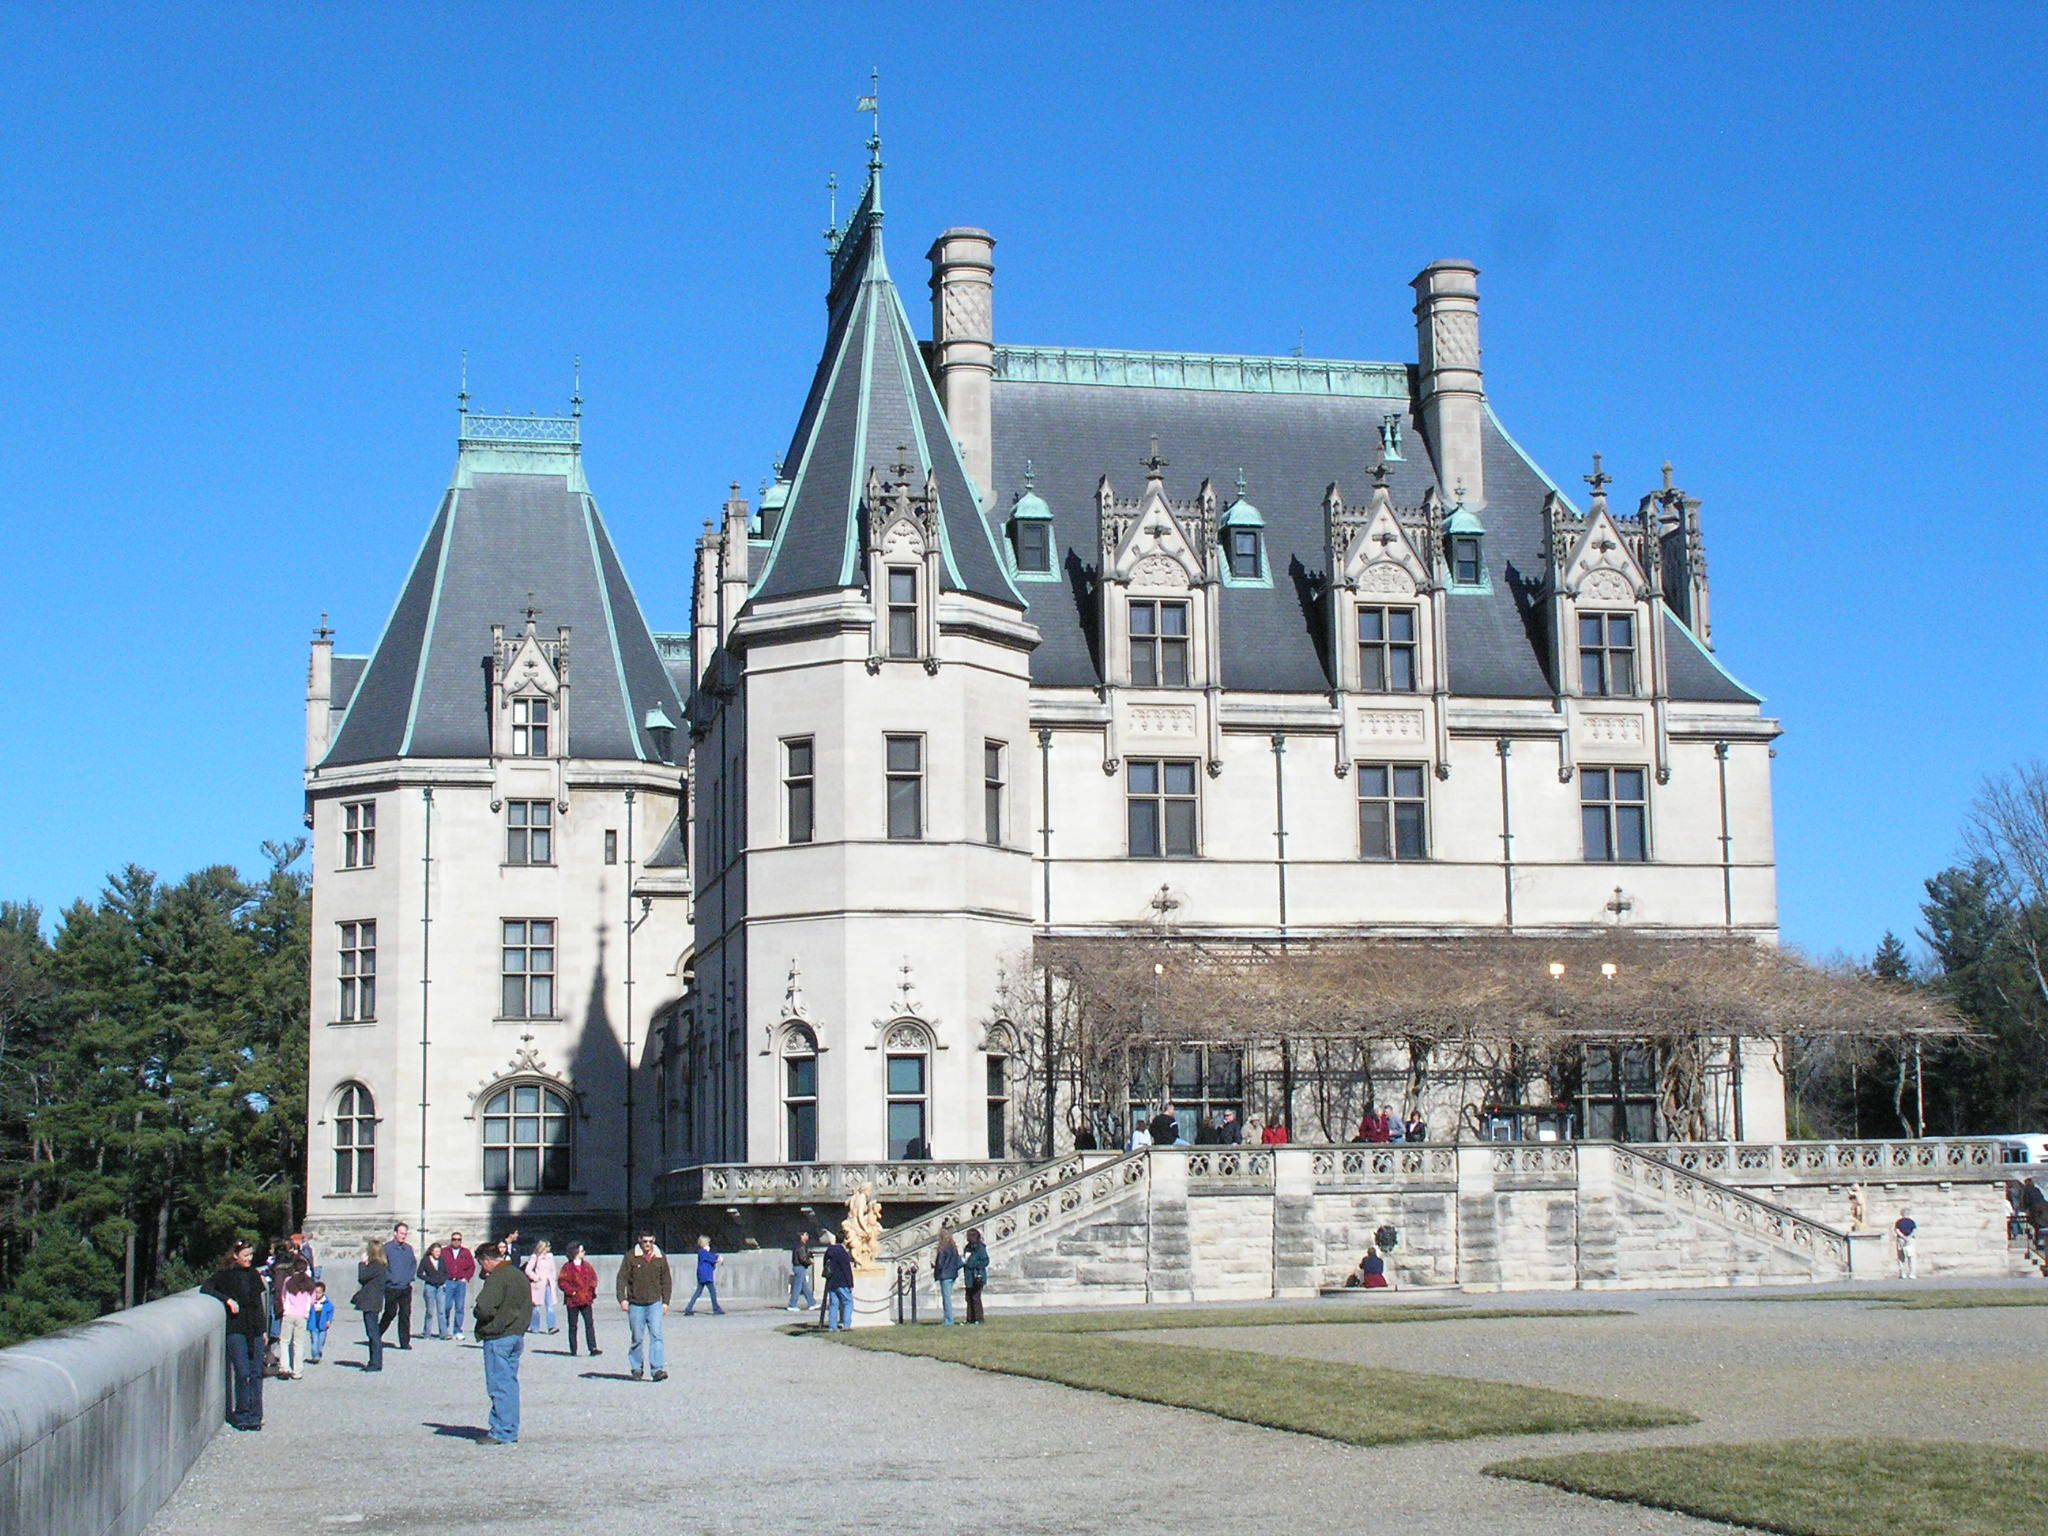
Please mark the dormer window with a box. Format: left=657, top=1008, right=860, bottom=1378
left=1014, top=520, right=1052, bottom=574
left=1358, top=605, right=1418, bottom=693
left=1579, top=612, right=1636, bottom=697
left=1130, top=599, right=1190, bottom=687
left=512, top=696, right=551, bottom=756
left=1452, top=536, right=1482, bottom=585
left=886, top=568, right=919, bottom=659
left=1227, top=528, right=1262, bottom=580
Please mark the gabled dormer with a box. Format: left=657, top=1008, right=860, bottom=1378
left=1005, top=460, right=1058, bottom=582
left=863, top=459, right=943, bottom=673
left=1218, top=471, right=1269, bottom=589
left=492, top=607, right=569, bottom=761
left=1095, top=444, right=1217, bottom=690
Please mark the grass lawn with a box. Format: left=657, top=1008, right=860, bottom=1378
left=819, top=1306, right=1687, bottom=1448
left=988, top=1301, right=1623, bottom=1333
left=1489, top=1438, right=2048, bottom=1536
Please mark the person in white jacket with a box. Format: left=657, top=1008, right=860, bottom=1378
left=523, top=1239, right=562, bottom=1334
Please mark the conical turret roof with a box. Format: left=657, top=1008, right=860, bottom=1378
left=751, top=174, right=1022, bottom=609
left=321, top=413, right=685, bottom=767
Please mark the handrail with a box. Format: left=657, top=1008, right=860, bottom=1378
left=878, top=1152, right=1112, bottom=1258
left=1658, top=1138, right=2007, bottom=1179
left=1612, top=1146, right=1852, bottom=1270
left=880, top=1150, right=1148, bottom=1268
left=658, top=1158, right=1029, bottom=1206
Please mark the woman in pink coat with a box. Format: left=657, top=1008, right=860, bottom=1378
left=523, top=1239, right=561, bottom=1334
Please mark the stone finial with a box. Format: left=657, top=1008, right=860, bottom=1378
left=1584, top=453, right=1612, bottom=507
left=1142, top=436, right=1169, bottom=480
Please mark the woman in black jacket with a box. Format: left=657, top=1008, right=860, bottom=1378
left=354, top=1237, right=390, bottom=1372
left=201, top=1240, right=269, bottom=1430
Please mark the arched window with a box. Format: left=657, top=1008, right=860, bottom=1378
left=884, top=1021, right=932, bottom=1160
left=481, top=1082, right=572, bottom=1193
left=783, top=1024, right=819, bottom=1162
left=985, top=1024, right=1018, bottom=1160
left=334, top=1082, right=376, bottom=1194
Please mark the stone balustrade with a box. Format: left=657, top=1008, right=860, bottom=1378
left=882, top=1152, right=1143, bottom=1264
left=1611, top=1145, right=1853, bottom=1270
left=1659, top=1137, right=2007, bottom=1181
left=659, top=1157, right=1029, bottom=1207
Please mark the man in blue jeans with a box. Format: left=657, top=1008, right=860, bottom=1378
left=615, top=1232, right=672, bottom=1381
left=823, top=1228, right=855, bottom=1331
left=471, top=1241, right=531, bottom=1445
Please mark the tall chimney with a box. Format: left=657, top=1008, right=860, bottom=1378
left=306, top=616, right=334, bottom=769
left=928, top=228, right=996, bottom=506
left=1411, top=260, right=1485, bottom=508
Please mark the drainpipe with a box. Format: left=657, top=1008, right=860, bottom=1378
left=1713, top=740, right=1736, bottom=930
left=1496, top=739, right=1515, bottom=930
left=418, top=786, right=434, bottom=1229
left=1271, top=734, right=1289, bottom=939
left=1039, top=727, right=1057, bottom=1158
left=625, top=785, right=638, bottom=1246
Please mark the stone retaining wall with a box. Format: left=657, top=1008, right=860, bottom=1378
left=0, top=1293, right=224, bottom=1536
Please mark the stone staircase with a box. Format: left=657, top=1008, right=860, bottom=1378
left=1596, top=1145, right=1851, bottom=1286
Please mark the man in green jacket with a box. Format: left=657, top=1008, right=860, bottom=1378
left=472, top=1241, right=533, bottom=1444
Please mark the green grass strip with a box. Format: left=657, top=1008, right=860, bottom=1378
left=827, top=1324, right=1688, bottom=1448
left=1489, top=1438, right=2048, bottom=1536
left=1710, top=1287, right=2048, bottom=1310
left=989, top=1302, right=1624, bottom=1333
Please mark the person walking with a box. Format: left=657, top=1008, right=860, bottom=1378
left=523, top=1240, right=562, bottom=1334
left=278, top=1262, right=317, bottom=1378
left=932, top=1228, right=963, bottom=1325
left=353, top=1238, right=389, bottom=1373
left=419, top=1241, right=449, bottom=1340
left=788, top=1230, right=817, bottom=1312
left=683, top=1236, right=725, bottom=1316
left=1894, top=1207, right=1920, bottom=1279
left=471, top=1241, right=532, bottom=1446
left=308, top=1282, right=334, bottom=1364
left=962, top=1228, right=990, bottom=1324
left=380, top=1221, right=418, bottom=1349
left=822, top=1229, right=855, bottom=1331
left=559, top=1244, right=600, bottom=1356
left=616, top=1232, right=672, bottom=1381
left=201, top=1239, right=268, bottom=1430
left=442, top=1231, right=476, bottom=1339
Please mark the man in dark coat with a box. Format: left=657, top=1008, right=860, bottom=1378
left=1148, top=1104, right=1180, bottom=1148
left=472, top=1241, right=532, bottom=1445
left=822, top=1231, right=856, bottom=1331
left=380, top=1221, right=418, bottom=1349
left=201, top=1240, right=268, bottom=1430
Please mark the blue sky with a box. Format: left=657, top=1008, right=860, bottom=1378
left=2, top=5, right=2043, bottom=958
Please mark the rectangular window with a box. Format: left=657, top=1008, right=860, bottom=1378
left=1358, top=763, right=1429, bottom=860
left=885, top=735, right=923, bottom=841
left=1227, top=528, right=1261, bottom=579
left=338, top=921, right=376, bottom=1022
left=500, top=918, right=557, bottom=1018
left=511, top=696, right=551, bottom=756
left=1358, top=606, right=1418, bottom=692
left=1581, top=767, right=1649, bottom=863
left=604, top=829, right=618, bottom=865
left=886, top=1053, right=928, bottom=1159
left=1578, top=612, right=1637, bottom=697
left=1127, top=758, right=1199, bottom=858
left=342, top=800, right=376, bottom=869
left=1129, top=599, right=1190, bottom=687
left=1015, top=520, right=1052, bottom=574
left=785, top=1054, right=818, bottom=1162
left=506, top=800, right=553, bottom=866
left=987, top=1056, right=1008, bottom=1160
left=785, top=737, right=815, bottom=844
left=887, top=568, right=918, bottom=659
left=983, top=740, right=1005, bottom=846
left=1452, top=536, right=1482, bottom=585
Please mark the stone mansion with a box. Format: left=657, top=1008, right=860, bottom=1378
left=303, top=153, right=1782, bottom=1248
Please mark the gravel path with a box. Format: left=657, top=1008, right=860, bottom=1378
left=151, top=1302, right=1744, bottom=1536
left=144, top=1286, right=2045, bottom=1535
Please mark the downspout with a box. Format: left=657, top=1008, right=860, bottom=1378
left=1714, top=741, right=1733, bottom=929
left=1270, top=734, right=1289, bottom=938
left=1496, top=738, right=1515, bottom=930
left=418, top=786, right=434, bottom=1228
left=624, top=785, right=638, bottom=1245
left=1039, top=726, right=1057, bottom=1158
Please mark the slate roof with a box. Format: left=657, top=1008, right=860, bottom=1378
left=644, top=815, right=688, bottom=869
left=986, top=372, right=1759, bottom=705
left=750, top=176, right=1021, bottom=610
left=321, top=432, right=686, bottom=767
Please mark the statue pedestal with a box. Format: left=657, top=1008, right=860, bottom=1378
left=850, top=1265, right=895, bottom=1329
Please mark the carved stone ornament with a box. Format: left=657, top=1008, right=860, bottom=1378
left=1581, top=713, right=1646, bottom=745
left=1431, top=310, right=1480, bottom=370
left=1579, top=568, right=1634, bottom=604
left=1131, top=553, right=1190, bottom=591
left=1358, top=562, right=1417, bottom=596
left=942, top=284, right=992, bottom=341
left=885, top=1019, right=932, bottom=1052
left=1127, top=703, right=1198, bottom=737
left=1356, top=707, right=1426, bottom=740
left=845, top=1183, right=885, bottom=1269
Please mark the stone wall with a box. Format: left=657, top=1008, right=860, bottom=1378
left=0, top=1293, right=223, bottom=1536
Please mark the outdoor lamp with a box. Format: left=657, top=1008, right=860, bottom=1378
left=1548, top=961, right=1565, bottom=979
left=1600, top=962, right=1617, bottom=979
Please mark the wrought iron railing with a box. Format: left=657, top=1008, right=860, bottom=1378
left=1658, top=1138, right=2007, bottom=1179
left=460, top=412, right=579, bottom=446
left=1612, top=1146, right=1852, bottom=1271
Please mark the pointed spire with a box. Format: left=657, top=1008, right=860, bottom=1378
left=315, top=611, right=333, bottom=642
left=571, top=355, right=583, bottom=419
left=862, top=66, right=882, bottom=174
left=458, top=351, right=470, bottom=416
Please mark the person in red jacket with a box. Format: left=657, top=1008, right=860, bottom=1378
left=559, top=1243, right=602, bottom=1356
left=441, top=1232, right=478, bottom=1341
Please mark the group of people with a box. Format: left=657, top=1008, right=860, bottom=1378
left=1354, top=1108, right=1429, bottom=1144
left=778, top=1223, right=992, bottom=1328
left=1122, top=1104, right=1294, bottom=1151
left=203, top=1223, right=733, bottom=1443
